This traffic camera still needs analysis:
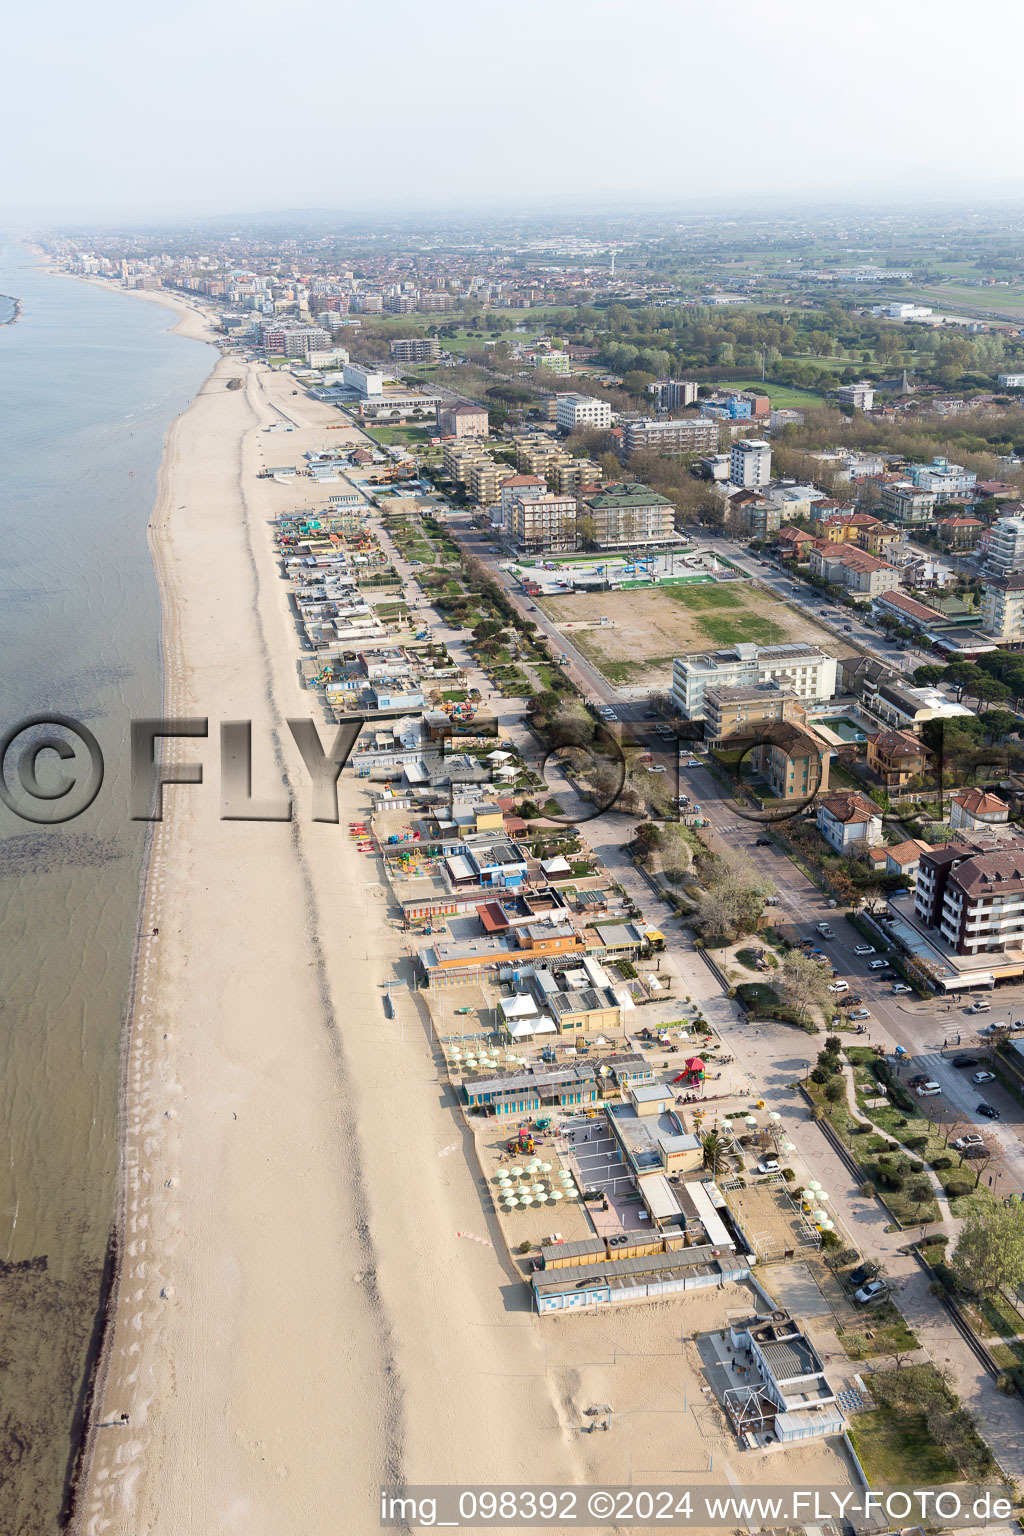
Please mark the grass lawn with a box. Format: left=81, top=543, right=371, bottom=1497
left=840, top=1304, right=918, bottom=1361
left=727, top=380, right=825, bottom=410
left=364, top=424, right=435, bottom=446
left=849, top=1406, right=957, bottom=1485
left=663, top=583, right=787, bottom=647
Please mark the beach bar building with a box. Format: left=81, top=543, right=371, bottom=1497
left=461, top=1061, right=600, bottom=1118
left=532, top=1243, right=751, bottom=1314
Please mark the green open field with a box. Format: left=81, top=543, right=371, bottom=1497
left=364, top=424, right=436, bottom=447
left=907, top=284, right=1024, bottom=319
left=727, top=380, right=825, bottom=410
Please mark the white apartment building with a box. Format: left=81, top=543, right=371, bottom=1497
left=343, top=362, right=386, bottom=397
left=555, top=393, right=612, bottom=432
left=836, top=382, right=875, bottom=411
left=670, top=643, right=837, bottom=721
left=981, top=575, right=1024, bottom=640
left=908, top=457, right=977, bottom=498
left=729, top=439, right=772, bottom=488
left=508, top=493, right=578, bottom=553
left=984, top=516, right=1024, bottom=577
left=998, top=373, right=1024, bottom=388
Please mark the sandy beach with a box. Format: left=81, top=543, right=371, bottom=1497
left=72, top=305, right=853, bottom=1535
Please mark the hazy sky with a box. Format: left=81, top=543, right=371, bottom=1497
left=4, top=0, right=1022, bottom=221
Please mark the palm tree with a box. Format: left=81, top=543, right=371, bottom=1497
left=701, top=1130, right=727, bottom=1175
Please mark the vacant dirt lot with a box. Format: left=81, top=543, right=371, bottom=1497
left=541, top=582, right=850, bottom=686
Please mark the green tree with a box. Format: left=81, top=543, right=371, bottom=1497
left=701, top=1129, right=727, bottom=1175
left=951, top=1204, right=1024, bottom=1297
left=778, top=951, right=833, bottom=1023
left=823, top=1078, right=846, bottom=1114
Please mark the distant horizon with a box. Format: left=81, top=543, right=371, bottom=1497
left=8, top=189, right=1024, bottom=236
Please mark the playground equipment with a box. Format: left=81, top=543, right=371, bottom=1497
left=506, top=1128, right=535, bottom=1155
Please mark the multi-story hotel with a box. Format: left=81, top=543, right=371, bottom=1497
left=555, top=393, right=612, bottom=432
left=620, top=416, right=719, bottom=456
left=981, top=574, right=1024, bottom=640
left=507, top=493, right=578, bottom=553
left=671, top=643, right=837, bottom=722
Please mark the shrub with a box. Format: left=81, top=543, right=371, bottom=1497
left=942, top=1173, right=974, bottom=1198
left=517, top=1240, right=532, bottom=1254
left=860, top=1180, right=876, bottom=1199
left=930, top=1156, right=952, bottom=1171
left=781, top=1168, right=795, bottom=1182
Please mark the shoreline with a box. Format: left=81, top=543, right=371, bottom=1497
left=0, top=290, right=22, bottom=326
left=61, top=279, right=220, bottom=1531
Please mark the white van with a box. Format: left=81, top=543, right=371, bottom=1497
left=967, top=1000, right=991, bottom=1015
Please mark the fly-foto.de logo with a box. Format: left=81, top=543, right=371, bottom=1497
left=0, top=716, right=364, bottom=825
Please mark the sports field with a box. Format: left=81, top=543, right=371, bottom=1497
left=541, top=580, right=848, bottom=687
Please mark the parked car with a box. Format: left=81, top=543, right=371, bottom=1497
left=977, top=1102, right=1001, bottom=1119
left=915, top=1081, right=943, bottom=1097
left=755, top=837, right=771, bottom=847
left=819, top=926, right=835, bottom=940
left=849, top=1263, right=879, bottom=1289
left=951, top=1055, right=979, bottom=1068
left=966, top=1001, right=991, bottom=1014
left=685, top=758, right=701, bottom=767
left=972, top=1070, right=995, bottom=1084
left=756, top=1159, right=780, bottom=1175
left=978, top=1022, right=1007, bottom=1035
left=848, top=1008, right=871, bottom=1021
left=828, top=980, right=849, bottom=994
left=952, top=1133, right=984, bottom=1151
left=853, top=945, right=876, bottom=957
left=816, top=921, right=832, bottom=934
left=892, top=983, right=913, bottom=995
left=854, top=1279, right=889, bottom=1305
left=868, top=959, right=889, bottom=970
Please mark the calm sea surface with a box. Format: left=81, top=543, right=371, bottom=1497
left=0, top=245, right=213, bottom=1531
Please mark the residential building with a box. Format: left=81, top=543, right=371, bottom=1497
left=442, top=442, right=491, bottom=484
left=885, top=839, right=932, bottom=882
left=950, top=789, right=1010, bottom=831
left=739, top=497, right=781, bottom=539
left=998, top=374, right=1024, bottom=388
left=751, top=721, right=832, bottom=800
left=937, top=515, right=985, bottom=551
left=774, top=525, right=815, bottom=558
left=467, top=459, right=507, bottom=505
left=670, top=643, right=837, bottom=721
left=343, top=362, right=386, bottom=397
left=807, top=545, right=900, bottom=597
left=865, top=729, right=929, bottom=788
left=915, top=845, right=1024, bottom=956
left=508, top=493, right=578, bottom=553
left=816, top=791, right=883, bottom=853
left=436, top=400, right=489, bottom=439
left=390, top=337, right=441, bottom=363
left=879, top=483, right=937, bottom=524
left=647, top=378, right=699, bottom=411
left=870, top=679, right=975, bottom=734
left=551, top=457, right=602, bottom=495
left=981, top=575, right=1024, bottom=640
left=836, top=381, right=875, bottom=411
left=908, top=456, right=977, bottom=501
left=702, top=682, right=808, bottom=744
left=418, top=292, right=453, bottom=313
left=555, top=393, right=612, bottom=432
left=729, top=439, right=772, bottom=488
left=858, top=521, right=901, bottom=557
left=583, top=482, right=675, bottom=547
left=770, top=408, right=805, bottom=431
left=984, top=515, right=1024, bottom=577
left=499, top=475, right=547, bottom=521
left=620, top=416, right=719, bottom=457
